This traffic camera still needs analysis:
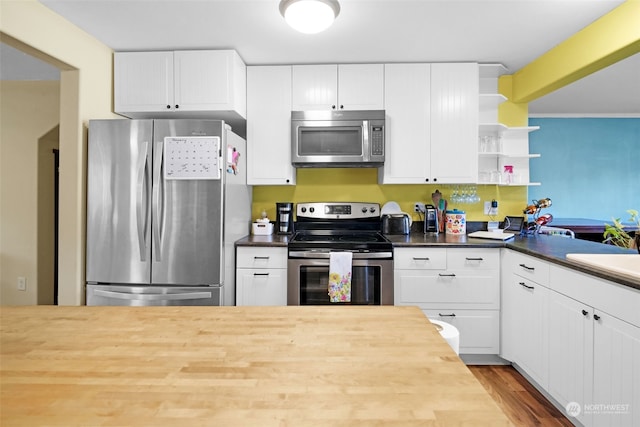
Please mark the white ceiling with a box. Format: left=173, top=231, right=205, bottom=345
left=4, top=0, right=639, bottom=115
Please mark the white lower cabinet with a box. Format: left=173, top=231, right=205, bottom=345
left=502, top=250, right=640, bottom=426
left=423, top=309, right=499, bottom=354
left=547, top=289, right=593, bottom=426
left=501, top=250, right=550, bottom=388
left=394, top=247, right=500, bottom=354
left=548, top=264, right=640, bottom=427
left=591, top=310, right=640, bottom=427
left=236, top=247, right=287, bottom=306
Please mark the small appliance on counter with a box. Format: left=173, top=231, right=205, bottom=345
left=424, top=204, right=438, bottom=234
left=276, top=202, right=295, bottom=234
left=381, top=213, right=411, bottom=235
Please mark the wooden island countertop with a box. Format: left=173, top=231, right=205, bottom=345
left=1, top=306, right=510, bottom=426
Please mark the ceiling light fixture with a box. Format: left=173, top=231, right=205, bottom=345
left=279, top=0, right=341, bottom=34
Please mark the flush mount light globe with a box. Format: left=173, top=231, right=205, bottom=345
left=279, top=0, right=341, bottom=34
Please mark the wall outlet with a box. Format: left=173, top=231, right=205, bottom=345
left=484, top=201, right=498, bottom=216
left=414, top=202, right=425, bottom=213
left=17, top=277, right=26, bottom=291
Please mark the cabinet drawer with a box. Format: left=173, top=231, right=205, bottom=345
left=510, top=252, right=550, bottom=285
left=395, top=270, right=499, bottom=309
left=394, top=248, right=447, bottom=270
left=423, top=309, right=500, bottom=354
left=236, top=268, right=287, bottom=306
left=236, top=247, right=287, bottom=269
left=447, top=248, right=499, bottom=270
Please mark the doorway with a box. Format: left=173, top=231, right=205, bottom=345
left=37, top=126, right=60, bottom=305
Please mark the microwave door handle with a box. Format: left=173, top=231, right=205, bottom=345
left=362, top=120, right=369, bottom=161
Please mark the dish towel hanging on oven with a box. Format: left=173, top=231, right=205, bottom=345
left=328, top=251, right=353, bottom=303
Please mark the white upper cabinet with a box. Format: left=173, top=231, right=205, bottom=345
left=173, top=50, right=246, bottom=114
left=115, top=50, right=247, bottom=134
left=337, top=64, right=385, bottom=110
left=380, top=63, right=431, bottom=184
left=292, top=64, right=384, bottom=111
left=115, top=51, right=174, bottom=112
left=246, top=66, right=296, bottom=185
left=430, top=63, right=479, bottom=183
left=380, top=63, right=478, bottom=184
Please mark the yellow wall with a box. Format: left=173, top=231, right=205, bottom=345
left=508, top=0, right=640, bottom=103
left=252, top=169, right=526, bottom=223
left=0, top=81, right=59, bottom=305
left=1, top=0, right=116, bottom=305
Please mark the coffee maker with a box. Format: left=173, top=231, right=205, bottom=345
left=424, top=204, right=438, bottom=234
left=275, top=202, right=295, bottom=235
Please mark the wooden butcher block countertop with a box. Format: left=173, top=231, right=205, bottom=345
left=1, top=306, right=510, bottom=426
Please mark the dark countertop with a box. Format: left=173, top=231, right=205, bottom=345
left=506, top=234, right=638, bottom=289
left=235, top=234, right=291, bottom=247
left=385, top=232, right=504, bottom=248
left=235, top=232, right=639, bottom=291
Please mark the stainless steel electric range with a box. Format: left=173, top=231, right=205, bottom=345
left=287, top=202, right=394, bottom=305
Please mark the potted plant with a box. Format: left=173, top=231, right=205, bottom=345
left=603, top=209, right=640, bottom=253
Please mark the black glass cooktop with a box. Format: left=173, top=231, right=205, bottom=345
left=289, top=230, right=392, bottom=251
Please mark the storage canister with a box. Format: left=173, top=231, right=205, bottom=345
left=445, top=209, right=466, bottom=235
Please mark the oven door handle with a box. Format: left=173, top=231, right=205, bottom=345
left=288, top=251, right=393, bottom=259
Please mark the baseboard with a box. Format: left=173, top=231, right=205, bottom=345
left=461, top=354, right=510, bottom=365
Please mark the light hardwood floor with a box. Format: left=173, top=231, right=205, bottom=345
left=469, top=365, right=574, bottom=426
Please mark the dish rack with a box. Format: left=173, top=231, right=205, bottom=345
left=538, top=226, right=575, bottom=239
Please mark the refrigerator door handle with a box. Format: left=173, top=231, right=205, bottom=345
left=92, top=289, right=215, bottom=301
left=152, top=140, right=164, bottom=262
left=136, top=141, right=149, bottom=261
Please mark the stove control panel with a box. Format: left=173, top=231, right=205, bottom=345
left=297, top=202, right=380, bottom=220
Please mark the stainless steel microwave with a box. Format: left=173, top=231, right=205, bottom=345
left=291, top=110, right=385, bottom=167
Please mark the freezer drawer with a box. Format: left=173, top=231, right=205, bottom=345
left=86, top=285, right=222, bottom=306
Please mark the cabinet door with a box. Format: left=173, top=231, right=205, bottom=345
left=246, top=66, right=296, bottom=185
left=338, top=64, right=384, bottom=110
left=380, top=64, right=431, bottom=184
left=548, top=290, right=593, bottom=426
left=292, top=64, right=337, bottom=110
left=236, top=269, right=287, bottom=306
left=114, top=51, right=174, bottom=112
left=508, top=276, right=549, bottom=388
left=430, top=63, right=479, bottom=183
left=174, top=50, right=245, bottom=113
left=592, top=311, right=640, bottom=427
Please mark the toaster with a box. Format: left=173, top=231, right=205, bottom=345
left=381, top=213, right=411, bottom=235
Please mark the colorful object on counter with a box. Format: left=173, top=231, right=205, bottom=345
left=523, top=197, right=554, bottom=234
left=432, top=191, right=448, bottom=233
left=328, top=251, right=352, bottom=303
left=445, top=209, right=466, bottom=235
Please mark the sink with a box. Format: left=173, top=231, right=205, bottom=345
left=566, top=254, right=640, bottom=281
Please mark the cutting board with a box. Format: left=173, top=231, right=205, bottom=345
left=468, top=230, right=515, bottom=240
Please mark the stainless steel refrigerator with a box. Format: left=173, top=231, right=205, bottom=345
left=86, top=119, right=251, bottom=306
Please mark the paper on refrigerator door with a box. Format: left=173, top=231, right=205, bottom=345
left=164, top=136, right=221, bottom=180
